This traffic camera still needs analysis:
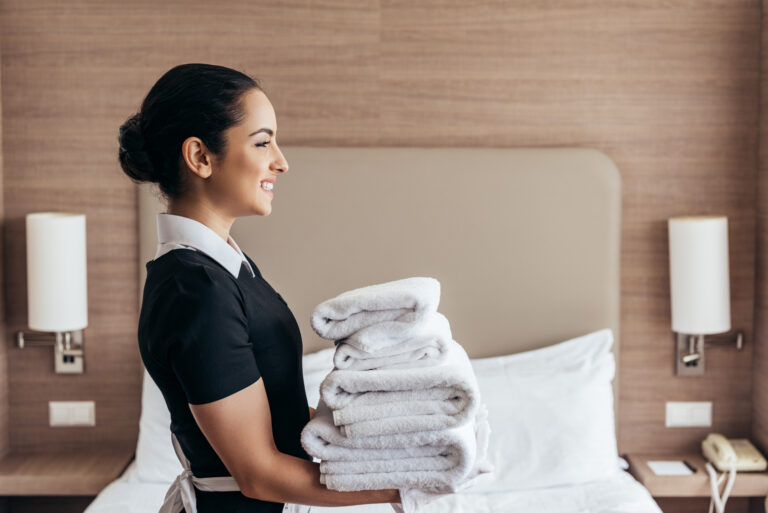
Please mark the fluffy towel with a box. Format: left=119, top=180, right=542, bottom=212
left=333, top=312, right=453, bottom=370
left=320, top=340, right=479, bottom=438
left=310, top=277, right=441, bottom=341
left=341, top=310, right=450, bottom=353
left=301, top=401, right=492, bottom=492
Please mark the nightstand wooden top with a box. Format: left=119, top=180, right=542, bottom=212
left=626, top=453, right=768, bottom=497
left=0, top=448, right=134, bottom=496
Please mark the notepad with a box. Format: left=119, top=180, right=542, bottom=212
left=647, top=460, right=695, bottom=475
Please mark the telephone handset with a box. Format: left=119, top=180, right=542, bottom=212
left=702, top=433, right=767, bottom=472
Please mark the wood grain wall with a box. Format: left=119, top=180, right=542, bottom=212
left=0, top=32, right=7, bottom=513
left=0, top=28, right=7, bottom=461
left=0, top=0, right=762, bottom=480
left=754, top=0, right=768, bottom=466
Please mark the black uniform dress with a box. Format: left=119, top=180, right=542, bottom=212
left=138, top=248, right=311, bottom=513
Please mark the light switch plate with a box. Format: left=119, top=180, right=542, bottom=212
left=666, top=401, right=712, bottom=427
left=49, top=401, right=95, bottom=427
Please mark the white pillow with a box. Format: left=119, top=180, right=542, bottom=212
left=135, top=348, right=337, bottom=484
left=135, top=368, right=183, bottom=483
left=467, top=328, right=619, bottom=492
left=302, top=347, right=336, bottom=408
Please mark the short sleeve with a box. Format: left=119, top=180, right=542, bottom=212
left=167, top=265, right=260, bottom=405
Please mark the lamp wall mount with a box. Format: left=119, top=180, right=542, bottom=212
left=674, top=330, right=743, bottom=376
left=15, top=329, right=85, bottom=374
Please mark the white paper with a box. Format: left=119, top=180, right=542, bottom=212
left=647, top=460, right=694, bottom=476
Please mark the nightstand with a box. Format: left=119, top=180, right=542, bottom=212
left=0, top=447, right=134, bottom=513
left=625, top=453, right=768, bottom=497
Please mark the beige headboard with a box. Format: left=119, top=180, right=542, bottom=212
left=138, top=146, right=621, bottom=395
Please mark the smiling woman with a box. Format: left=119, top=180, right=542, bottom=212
left=116, top=64, right=400, bottom=513
left=118, top=64, right=286, bottom=227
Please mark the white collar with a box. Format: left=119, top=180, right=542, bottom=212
left=155, top=213, right=256, bottom=279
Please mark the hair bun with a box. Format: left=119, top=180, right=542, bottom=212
left=118, top=113, right=156, bottom=183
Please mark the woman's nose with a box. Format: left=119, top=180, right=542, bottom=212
left=273, top=150, right=289, bottom=173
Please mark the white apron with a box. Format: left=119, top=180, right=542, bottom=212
left=158, top=432, right=310, bottom=513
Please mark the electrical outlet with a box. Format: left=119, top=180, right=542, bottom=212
left=675, top=333, right=705, bottom=376
left=49, top=401, right=95, bottom=426
left=54, top=343, right=83, bottom=374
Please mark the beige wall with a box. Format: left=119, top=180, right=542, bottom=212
left=0, top=0, right=763, bottom=480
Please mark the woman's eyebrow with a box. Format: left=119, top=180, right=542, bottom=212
left=249, top=128, right=274, bottom=137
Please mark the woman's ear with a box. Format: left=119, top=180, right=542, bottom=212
left=180, top=136, right=214, bottom=179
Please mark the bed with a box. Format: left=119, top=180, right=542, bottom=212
left=85, top=147, right=662, bottom=513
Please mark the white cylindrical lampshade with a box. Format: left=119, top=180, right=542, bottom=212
left=668, top=216, right=730, bottom=334
left=26, top=212, right=88, bottom=332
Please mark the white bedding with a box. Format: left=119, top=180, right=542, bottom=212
left=93, top=333, right=663, bottom=513
left=85, top=459, right=661, bottom=513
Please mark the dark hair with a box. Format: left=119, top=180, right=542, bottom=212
left=118, top=63, right=262, bottom=202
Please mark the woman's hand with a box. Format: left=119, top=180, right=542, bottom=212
left=308, top=406, right=316, bottom=420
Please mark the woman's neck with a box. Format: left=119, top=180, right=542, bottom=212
left=166, top=200, right=235, bottom=246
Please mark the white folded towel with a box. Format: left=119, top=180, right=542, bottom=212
left=333, top=312, right=453, bottom=370
left=341, top=310, right=450, bottom=353
left=310, top=277, right=441, bottom=340
left=301, top=401, right=492, bottom=492
left=320, top=340, right=480, bottom=438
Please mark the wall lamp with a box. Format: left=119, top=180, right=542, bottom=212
left=15, top=212, right=88, bottom=374
left=668, top=215, right=743, bottom=376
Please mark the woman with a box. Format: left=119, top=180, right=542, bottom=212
left=118, top=63, right=401, bottom=512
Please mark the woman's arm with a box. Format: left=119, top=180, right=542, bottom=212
left=190, top=378, right=400, bottom=506
left=308, top=406, right=316, bottom=420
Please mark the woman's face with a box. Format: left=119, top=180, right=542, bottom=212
left=209, top=88, right=289, bottom=217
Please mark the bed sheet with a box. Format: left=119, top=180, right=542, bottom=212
left=84, top=461, right=662, bottom=513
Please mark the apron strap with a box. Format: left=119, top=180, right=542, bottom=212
left=157, top=431, right=312, bottom=513
left=157, top=431, right=240, bottom=513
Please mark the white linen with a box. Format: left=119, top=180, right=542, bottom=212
left=320, top=340, right=480, bottom=438
left=104, top=334, right=658, bottom=513
left=302, top=347, right=337, bottom=408
left=301, top=402, right=490, bottom=492
left=333, top=312, right=453, bottom=370
left=469, top=328, right=621, bottom=492
left=134, top=369, right=183, bottom=483
left=84, top=461, right=662, bottom=513
left=310, top=277, right=441, bottom=340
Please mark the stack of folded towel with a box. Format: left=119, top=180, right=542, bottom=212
left=301, top=277, right=492, bottom=493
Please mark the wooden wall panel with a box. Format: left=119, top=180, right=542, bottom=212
left=0, top=0, right=761, bottom=468
left=753, top=0, right=768, bottom=458
left=0, top=27, right=8, bottom=462
left=0, top=31, right=8, bottom=513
